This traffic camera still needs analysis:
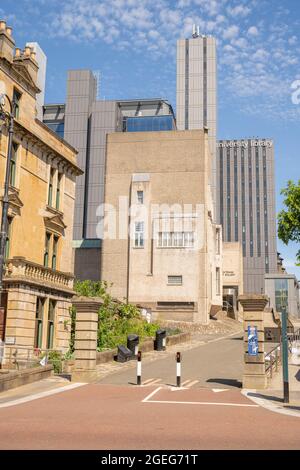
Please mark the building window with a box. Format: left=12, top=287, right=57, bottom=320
left=5, top=217, right=13, bottom=260
left=48, top=168, right=55, bottom=206
left=137, top=190, right=144, bottom=204
left=44, top=232, right=51, bottom=267
left=10, top=142, right=18, bottom=187
left=47, top=300, right=56, bottom=349
left=34, top=298, right=45, bottom=349
left=134, top=222, right=144, bottom=248
left=158, top=232, right=194, bottom=248
left=216, top=268, right=220, bottom=296
left=168, top=275, right=183, bottom=286
left=216, top=228, right=221, bottom=255
left=52, top=236, right=59, bottom=270
left=56, top=173, right=63, bottom=210
left=13, top=88, right=21, bottom=119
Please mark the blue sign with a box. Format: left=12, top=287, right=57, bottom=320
left=248, top=326, right=258, bottom=356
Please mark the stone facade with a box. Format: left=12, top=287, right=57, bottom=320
left=0, top=22, right=82, bottom=356
left=101, top=129, right=222, bottom=324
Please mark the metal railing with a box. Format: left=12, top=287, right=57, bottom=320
left=265, top=327, right=300, bottom=378
left=2, top=345, right=63, bottom=372
left=265, top=344, right=281, bottom=378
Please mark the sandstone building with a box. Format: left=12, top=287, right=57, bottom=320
left=0, top=22, right=82, bottom=353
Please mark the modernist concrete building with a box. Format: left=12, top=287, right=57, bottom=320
left=0, top=22, right=82, bottom=352
left=176, top=29, right=217, bottom=212
left=101, top=129, right=222, bottom=324
left=43, top=70, right=176, bottom=281
left=217, top=139, right=277, bottom=294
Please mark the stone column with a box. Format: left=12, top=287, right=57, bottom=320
left=71, top=297, right=102, bottom=383
left=238, top=295, right=269, bottom=390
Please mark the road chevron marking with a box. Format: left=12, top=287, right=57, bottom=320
left=0, top=383, right=86, bottom=409
left=212, top=389, right=229, bottom=393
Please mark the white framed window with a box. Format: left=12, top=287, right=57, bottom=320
left=168, top=275, right=183, bottom=286
left=158, top=232, right=194, bottom=248
left=134, top=222, right=144, bottom=248
left=137, top=190, right=144, bottom=204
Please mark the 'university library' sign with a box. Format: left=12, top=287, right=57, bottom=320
left=218, top=140, right=273, bottom=148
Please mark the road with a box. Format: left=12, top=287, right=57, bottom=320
left=0, top=334, right=299, bottom=450
left=98, top=333, right=244, bottom=388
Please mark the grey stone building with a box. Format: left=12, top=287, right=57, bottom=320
left=43, top=70, right=176, bottom=280
left=217, top=139, right=277, bottom=294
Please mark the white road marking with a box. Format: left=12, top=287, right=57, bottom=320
left=181, top=380, right=191, bottom=386
left=144, top=399, right=259, bottom=408
left=142, top=387, right=162, bottom=403
left=142, top=378, right=162, bottom=386
left=142, top=387, right=259, bottom=407
left=212, top=388, right=229, bottom=393
left=0, top=383, right=86, bottom=409
left=186, top=380, right=199, bottom=388
left=142, top=378, right=156, bottom=385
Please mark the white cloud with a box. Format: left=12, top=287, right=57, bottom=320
left=248, top=26, right=259, bottom=36
left=223, top=25, right=239, bottom=40
left=227, top=5, right=251, bottom=17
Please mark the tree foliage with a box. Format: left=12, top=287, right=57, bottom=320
left=278, top=180, right=300, bottom=265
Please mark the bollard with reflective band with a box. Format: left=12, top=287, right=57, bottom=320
left=176, top=352, right=181, bottom=387
left=137, top=351, right=142, bottom=385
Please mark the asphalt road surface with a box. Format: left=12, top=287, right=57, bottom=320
left=98, top=333, right=244, bottom=389
left=0, top=334, right=299, bottom=450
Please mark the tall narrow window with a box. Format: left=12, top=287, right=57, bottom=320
left=44, top=232, right=51, bottom=267
left=137, top=190, right=144, bottom=204
left=10, top=143, right=18, bottom=187
left=34, top=298, right=44, bottom=349
left=47, top=300, right=56, bottom=349
left=5, top=217, right=12, bottom=260
left=48, top=168, right=55, bottom=206
left=216, top=268, right=220, bottom=296
left=216, top=228, right=220, bottom=255
left=134, top=222, right=144, bottom=248
left=56, top=173, right=63, bottom=210
left=52, top=236, right=59, bottom=270
left=13, top=88, right=21, bottom=119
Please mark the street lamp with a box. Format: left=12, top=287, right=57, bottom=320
left=0, top=93, right=15, bottom=296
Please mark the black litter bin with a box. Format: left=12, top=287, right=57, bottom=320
left=127, top=334, right=139, bottom=356
left=154, top=329, right=167, bottom=351
left=115, top=345, right=133, bottom=363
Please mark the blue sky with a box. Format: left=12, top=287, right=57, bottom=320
left=1, top=0, right=300, bottom=277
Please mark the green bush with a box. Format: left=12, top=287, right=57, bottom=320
left=47, top=350, right=63, bottom=374
left=74, top=280, right=161, bottom=351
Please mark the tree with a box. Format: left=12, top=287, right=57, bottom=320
left=278, top=180, right=300, bottom=266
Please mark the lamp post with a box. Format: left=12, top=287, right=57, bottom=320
left=0, top=93, right=15, bottom=295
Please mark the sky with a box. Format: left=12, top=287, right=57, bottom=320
left=1, top=0, right=300, bottom=277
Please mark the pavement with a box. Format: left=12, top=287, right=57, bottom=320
left=0, top=329, right=299, bottom=449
